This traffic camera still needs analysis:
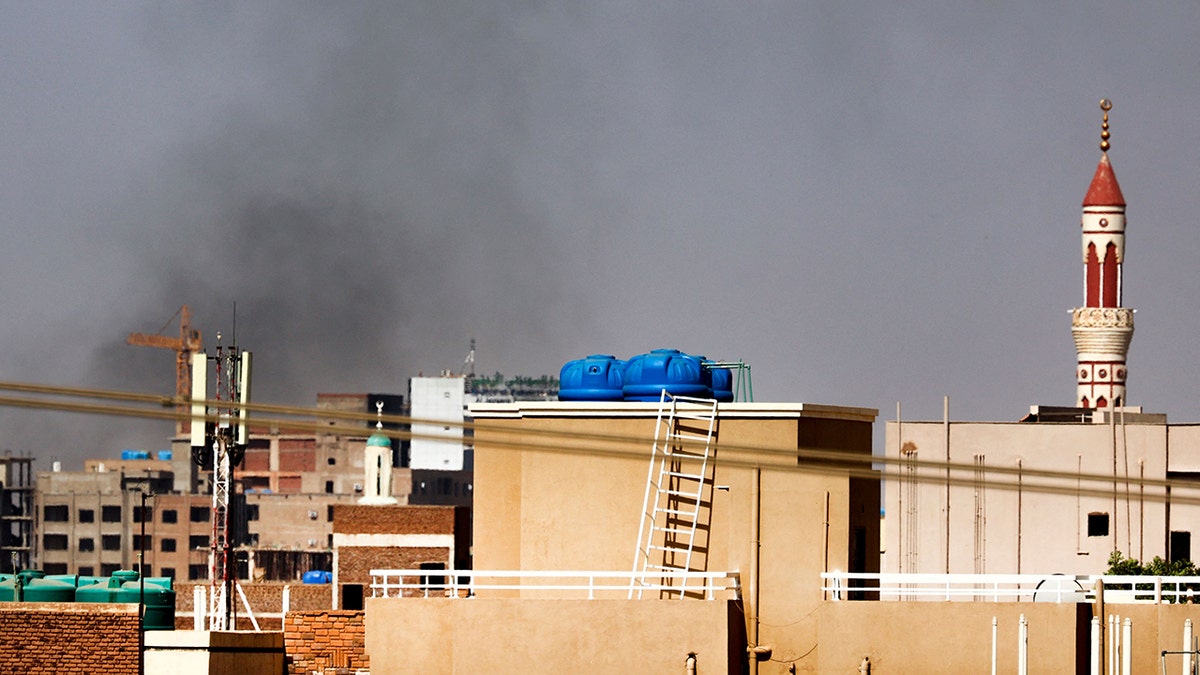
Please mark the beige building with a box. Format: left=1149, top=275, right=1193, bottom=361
left=36, top=462, right=212, bottom=579
left=364, top=399, right=879, bottom=673
left=883, top=406, right=1200, bottom=577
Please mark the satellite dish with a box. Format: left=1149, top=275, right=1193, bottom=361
left=1033, top=574, right=1087, bottom=603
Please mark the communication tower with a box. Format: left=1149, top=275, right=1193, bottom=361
left=190, top=332, right=253, bottom=630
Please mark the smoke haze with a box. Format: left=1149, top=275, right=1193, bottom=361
left=1, top=3, right=1199, bottom=466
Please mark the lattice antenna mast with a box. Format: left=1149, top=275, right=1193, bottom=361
left=190, top=330, right=252, bottom=630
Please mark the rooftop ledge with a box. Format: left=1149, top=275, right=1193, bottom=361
left=470, top=400, right=878, bottom=423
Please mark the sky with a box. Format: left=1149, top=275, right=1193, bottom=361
left=1, top=3, right=1198, bottom=468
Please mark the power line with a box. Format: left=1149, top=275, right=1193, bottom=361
left=2, top=379, right=1199, bottom=505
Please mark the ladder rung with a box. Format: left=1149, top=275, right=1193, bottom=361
left=652, top=527, right=695, bottom=538
left=663, top=471, right=704, bottom=480
left=663, top=489, right=702, bottom=500
left=661, top=507, right=700, bottom=517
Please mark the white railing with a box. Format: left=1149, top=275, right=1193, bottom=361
left=821, top=572, right=1200, bottom=604
left=369, top=569, right=741, bottom=600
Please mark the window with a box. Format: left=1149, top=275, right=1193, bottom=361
left=43, top=505, right=68, bottom=522
left=161, top=509, right=178, bottom=524
left=160, top=538, right=176, bottom=553
left=78, top=538, right=95, bottom=552
left=324, top=481, right=334, bottom=494
left=246, top=505, right=259, bottom=522
left=190, top=506, right=210, bottom=523
left=1087, top=512, right=1110, bottom=537
left=102, top=535, right=121, bottom=551
left=43, top=534, right=68, bottom=550
left=1172, top=531, right=1192, bottom=564
left=327, top=457, right=336, bottom=466
left=101, top=563, right=120, bottom=576
left=419, top=562, right=446, bottom=592
left=102, top=505, right=121, bottom=523
left=188, top=564, right=207, bottom=580
left=189, top=535, right=209, bottom=550
left=78, top=509, right=94, bottom=523
left=43, top=563, right=67, bottom=575
left=327, top=505, right=334, bottom=522
left=133, top=505, right=151, bottom=523
left=160, top=567, right=175, bottom=579
left=78, top=566, right=94, bottom=577
left=133, top=535, right=152, bottom=549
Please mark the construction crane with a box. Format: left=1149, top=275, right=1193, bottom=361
left=126, top=304, right=203, bottom=435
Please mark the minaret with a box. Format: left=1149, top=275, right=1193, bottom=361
left=1072, top=99, right=1134, bottom=408
left=359, top=401, right=398, bottom=505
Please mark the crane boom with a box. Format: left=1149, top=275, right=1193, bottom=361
left=126, top=304, right=203, bottom=434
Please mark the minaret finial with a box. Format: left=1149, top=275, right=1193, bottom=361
left=375, top=400, right=384, bottom=430
left=1099, top=99, right=1112, bottom=153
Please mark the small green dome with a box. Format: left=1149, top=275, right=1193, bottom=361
left=367, top=432, right=391, bottom=448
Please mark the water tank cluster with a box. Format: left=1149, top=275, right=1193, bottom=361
left=559, top=349, right=734, bottom=403
left=119, top=450, right=173, bottom=461
left=0, top=569, right=176, bottom=630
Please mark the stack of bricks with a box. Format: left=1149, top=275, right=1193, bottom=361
left=0, top=603, right=138, bottom=673
left=284, top=610, right=368, bottom=675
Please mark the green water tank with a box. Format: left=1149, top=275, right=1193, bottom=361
left=76, top=570, right=176, bottom=630
left=0, top=570, right=76, bottom=602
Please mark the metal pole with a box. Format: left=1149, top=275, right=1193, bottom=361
left=138, top=488, right=149, bottom=675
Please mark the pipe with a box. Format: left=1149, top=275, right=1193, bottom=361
left=1108, top=615, right=1115, bottom=675
left=1121, top=617, right=1131, bottom=675
left=858, top=656, right=871, bottom=674
left=991, top=617, right=997, bottom=675
left=685, top=653, right=696, bottom=675
left=1091, top=617, right=1100, bottom=675
left=944, top=396, right=950, bottom=574
left=1018, top=614, right=1028, bottom=675
left=1183, top=618, right=1192, bottom=675
left=749, top=466, right=761, bottom=675
left=1096, top=579, right=1105, bottom=675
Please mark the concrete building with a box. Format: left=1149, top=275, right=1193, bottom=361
left=0, top=454, right=34, bottom=572
left=881, top=101, right=1200, bottom=578
left=363, top=398, right=879, bottom=673
left=882, top=406, right=1200, bottom=576
left=35, top=460, right=211, bottom=579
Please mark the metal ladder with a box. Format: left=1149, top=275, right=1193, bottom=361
left=630, top=391, right=719, bottom=599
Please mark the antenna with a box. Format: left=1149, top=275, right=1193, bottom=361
left=462, top=338, right=476, bottom=377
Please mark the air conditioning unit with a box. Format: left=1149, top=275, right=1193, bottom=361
left=307, top=539, right=317, bottom=547
left=353, top=483, right=363, bottom=493
left=308, top=510, right=318, bottom=520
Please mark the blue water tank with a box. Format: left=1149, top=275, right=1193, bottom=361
left=558, top=354, right=626, bottom=401
left=302, top=570, right=332, bottom=584
left=708, top=362, right=734, bottom=402
left=622, top=349, right=712, bottom=401
left=157, top=450, right=173, bottom=461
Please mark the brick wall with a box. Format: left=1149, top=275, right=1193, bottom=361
left=175, top=582, right=332, bottom=629
left=339, top=546, right=450, bottom=592
left=333, top=504, right=457, bottom=534
left=284, top=610, right=367, bottom=675
left=0, top=603, right=138, bottom=674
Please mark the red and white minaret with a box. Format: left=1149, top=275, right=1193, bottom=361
left=1072, top=99, right=1133, bottom=408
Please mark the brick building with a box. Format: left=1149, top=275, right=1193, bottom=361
left=332, top=503, right=470, bottom=608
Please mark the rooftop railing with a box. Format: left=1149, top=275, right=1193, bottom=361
left=821, top=571, right=1200, bottom=604
left=369, top=569, right=742, bottom=600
